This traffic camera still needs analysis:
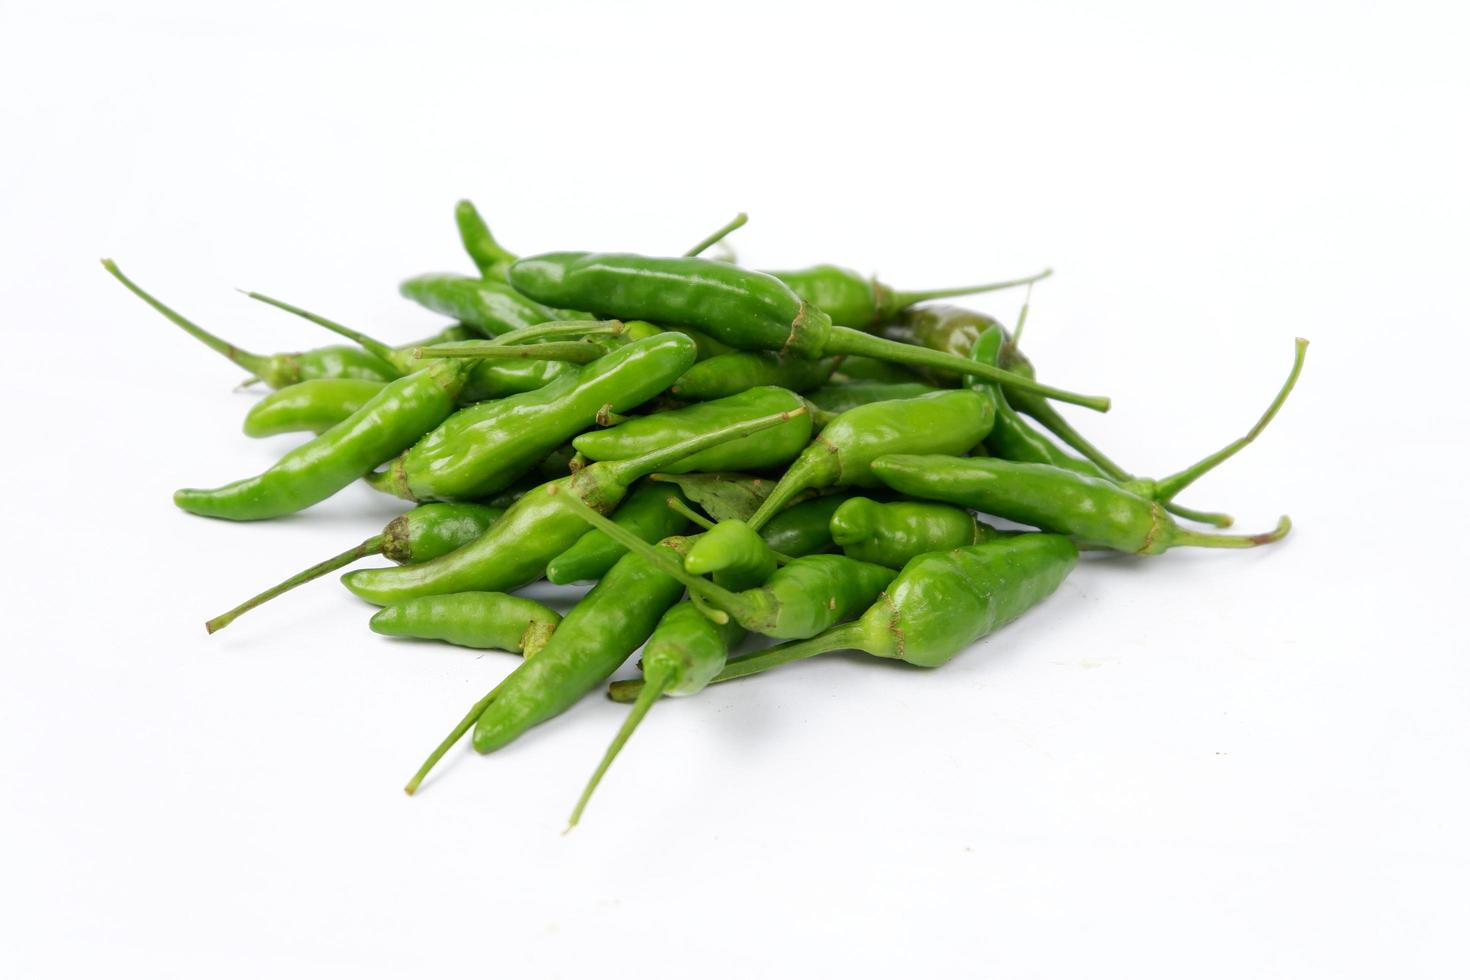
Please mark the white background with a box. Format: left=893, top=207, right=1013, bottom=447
left=3, top=1, right=1467, bottom=977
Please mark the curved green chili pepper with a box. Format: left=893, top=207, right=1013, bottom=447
left=610, top=534, right=1078, bottom=702
left=756, top=492, right=854, bottom=557
left=372, top=332, right=698, bottom=502
left=454, top=200, right=519, bottom=277
left=404, top=532, right=694, bottom=795
left=342, top=408, right=805, bottom=605
left=566, top=516, right=777, bottom=829
left=745, top=388, right=996, bottom=530
left=370, top=592, right=560, bottom=655
left=669, top=351, right=841, bottom=400
left=683, top=517, right=781, bottom=582
left=560, top=494, right=894, bottom=640
left=242, top=378, right=387, bottom=438
left=829, top=497, right=999, bottom=569
left=176, top=358, right=470, bottom=521
left=769, top=264, right=1051, bottom=330
left=805, top=380, right=941, bottom=415
left=968, top=319, right=1233, bottom=528
left=102, top=260, right=400, bottom=388
left=507, top=253, right=1109, bottom=411
left=204, top=502, right=504, bottom=632
left=572, top=386, right=813, bottom=475
left=544, top=480, right=692, bottom=585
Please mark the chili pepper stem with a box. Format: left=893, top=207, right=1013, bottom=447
left=242, top=290, right=402, bottom=368
left=205, top=535, right=385, bottom=633
left=746, top=455, right=828, bottom=531
left=102, top=259, right=276, bottom=380
left=483, top=319, right=626, bottom=346
left=824, top=325, right=1110, bottom=413
left=1169, top=515, right=1291, bottom=549
left=601, top=408, right=808, bottom=488
left=684, top=212, right=748, bottom=258
left=565, top=671, right=672, bottom=831
left=404, top=678, right=508, bottom=795
left=1010, top=283, right=1035, bottom=347
left=883, top=267, right=1053, bottom=317
left=666, top=496, right=716, bottom=530
left=559, top=492, right=754, bottom=623
left=1153, top=339, right=1309, bottom=502
left=412, top=340, right=607, bottom=363
left=1164, top=502, right=1236, bottom=528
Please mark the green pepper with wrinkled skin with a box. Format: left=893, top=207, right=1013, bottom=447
left=669, top=351, right=840, bottom=400
left=610, top=534, right=1078, bottom=701
left=343, top=408, right=805, bottom=605
left=769, top=264, right=1051, bottom=330
left=102, top=260, right=401, bottom=387
left=243, top=378, right=388, bottom=438
left=371, top=332, right=698, bottom=502
left=805, top=380, right=940, bottom=415
left=559, top=493, right=894, bottom=641
left=745, top=388, right=996, bottom=530
left=507, top=253, right=1108, bottom=411
left=544, top=481, right=692, bottom=585
left=829, top=497, right=999, bottom=568
left=203, top=502, right=505, bottom=633
left=404, top=534, right=694, bottom=795
left=572, top=386, right=813, bottom=475
left=371, top=592, right=560, bottom=655
left=176, top=358, right=471, bottom=522
left=872, top=455, right=1291, bottom=554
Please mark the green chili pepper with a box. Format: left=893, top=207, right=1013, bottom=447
left=176, top=357, right=470, bottom=521
left=507, top=253, right=1109, bottom=411
left=565, top=516, right=777, bottom=828
left=404, top=532, right=694, bottom=795
left=544, top=481, right=692, bottom=585
left=769, top=264, right=1051, bottom=330
left=805, top=380, right=941, bottom=415
left=204, top=502, right=504, bottom=632
left=560, top=494, right=894, bottom=640
left=102, top=260, right=401, bottom=388
left=745, top=388, right=996, bottom=530
left=342, top=408, right=805, bottom=605
left=371, top=592, right=560, bottom=655
left=968, top=319, right=1233, bottom=528
left=756, top=492, right=854, bottom=557
left=829, top=497, right=999, bottom=569
left=242, top=378, right=387, bottom=438
left=610, top=533, right=1078, bottom=702
left=454, top=200, right=519, bottom=277
left=890, top=304, right=1005, bottom=386
left=669, top=351, right=841, bottom=400
left=371, top=332, right=698, bottom=502
left=683, top=212, right=748, bottom=258
left=400, top=273, right=589, bottom=337
left=572, top=386, right=813, bottom=475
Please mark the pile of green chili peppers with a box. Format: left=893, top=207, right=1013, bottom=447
left=104, top=201, right=1307, bottom=829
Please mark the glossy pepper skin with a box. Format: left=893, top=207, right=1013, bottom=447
left=454, top=199, right=518, bottom=277
left=612, top=534, right=1078, bottom=702
left=204, top=502, right=504, bottom=633
left=243, top=378, right=387, bottom=438
left=470, top=537, right=690, bottom=753
left=456, top=320, right=665, bottom=403
left=175, top=359, right=468, bottom=521
left=370, top=592, right=560, bottom=655
left=805, top=381, right=940, bottom=416
left=683, top=518, right=779, bottom=583
left=829, top=497, right=999, bottom=569
left=756, top=492, right=854, bottom=557
left=871, top=455, right=1291, bottom=555
left=342, top=409, right=804, bottom=605
left=508, top=253, right=1108, bottom=411
left=544, top=481, right=692, bottom=585
left=399, top=273, right=587, bottom=338
left=745, top=388, right=996, bottom=530
left=832, top=356, right=926, bottom=384
left=373, top=332, right=698, bottom=502
left=669, top=352, right=840, bottom=400
left=559, top=494, right=894, bottom=641
left=572, top=386, right=813, bottom=475
left=890, top=304, right=1003, bottom=386
left=770, top=264, right=1051, bottom=331
left=102, top=260, right=401, bottom=388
